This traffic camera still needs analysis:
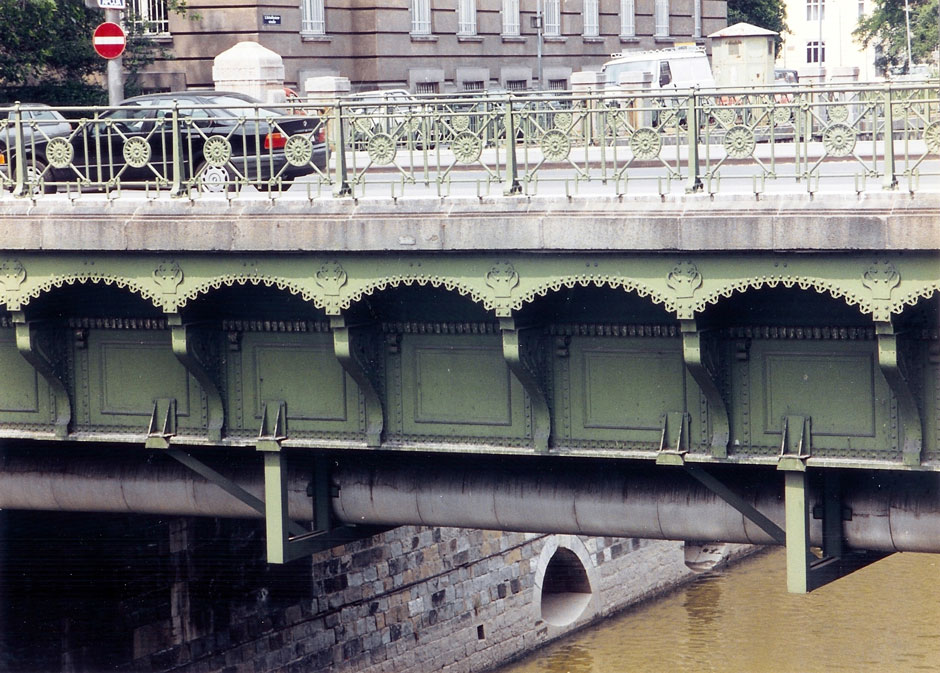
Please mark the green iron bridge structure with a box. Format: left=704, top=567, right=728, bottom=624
left=0, top=82, right=938, bottom=594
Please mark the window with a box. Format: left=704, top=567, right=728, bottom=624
left=693, top=0, right=701, bottom=38
left=458, top=0, right=477, bottom=35
left=301, top=0, right=325, bottom=35
left=806, top=0, right=824, bottom=22
left=654, top=0, right=669, bottom=37
left=806, top=40, right=825, bottom=63
left=502, top=0, right=520, bottom=35
left=543, top=0, right=560, bottom=36
left=128, top=0, right=169, bottom=36
left=464, top=80, right=485, bottom=91
left=583, top=0, right=598, bottom=37
left=411, top=0, right=431, bottom=34
left=415, top=82, right=439, bottom=94
left=548, top=78, right=567, bottom=90
left=506, top=79, right=528, bottom=91
left=620, top=0, right=635, bottom=36
left=858, top=0, right=865, bottom=17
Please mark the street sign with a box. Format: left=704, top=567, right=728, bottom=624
left=92, top=21, right=126, bottom=59
left=97, top=0, right=126, bottom=8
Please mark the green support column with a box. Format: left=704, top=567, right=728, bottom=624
left=500, top=317, right=551, bottom=452
left=260, top=445, right=291, bottom=564
left=784, top=470, right=812, bottom=594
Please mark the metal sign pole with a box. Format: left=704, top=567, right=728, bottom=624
left=105, top=7, right=125, bottom=104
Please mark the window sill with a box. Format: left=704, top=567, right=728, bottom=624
left=619, top=36, right=640, bottom=43
left=301, top=34, right=332, bottom=42
left=457, top=35, right=484, bottom=42
left=582, top=36, right=604, bottom=43
left=501, top=34, right=525, bottom=42
left=543, top=36, right=567, bottom=43
left=653, top=36, right=673, bottom=43
left=410, top=34, right=438, bottom=42
left=134, top=33, right=172, bottom=43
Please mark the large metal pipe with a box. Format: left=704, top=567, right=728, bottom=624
left=331, top=465, right=940, bottom=553
left=0, top=452, right=938, bottom=553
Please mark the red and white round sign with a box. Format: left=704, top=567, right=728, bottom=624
left=92, top=22, right=126, bottom=59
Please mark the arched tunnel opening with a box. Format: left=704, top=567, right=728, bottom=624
left=539, top=547, right=593, bottom=627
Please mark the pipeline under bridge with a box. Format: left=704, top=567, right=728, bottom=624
left=1, top=447, right=938, bottom=592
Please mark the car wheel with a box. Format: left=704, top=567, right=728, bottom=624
left=25, top=160, right=55, bottom=195
left=198, top=162, right=232, bottom=193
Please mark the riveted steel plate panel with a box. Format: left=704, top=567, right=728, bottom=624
left=398, top=334, right=526, bottom=439
left=233, top=332, right=360, bottom=436
left=745, top=340, right=892, bottom=458
left=84, top=331, right=194, bottom=429
left=565, top=338, right=686, bottom=445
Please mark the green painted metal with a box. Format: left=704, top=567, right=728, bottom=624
left=2, top=81, right=938, bottom=198
left=784, top=470, right=813, bottom=593
left=0, top=251, right=933, bottom=471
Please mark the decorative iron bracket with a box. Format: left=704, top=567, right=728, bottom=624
left=13, top=313, right=71, bottom=438
left=169, top=317, right=225, bottom=442
left=257, top=400, right=288, bottom=452
left=680, top=320, right=729, bottom=458
left=875, top=322, right=922, bottom=466
left=500, top=317, right=551, bottom=452
left=145, top=397, right=177, bottom=449
left=330, top=316, right=384, bottom=447
left=777, top=415, right=811, bottom=472
left=655, top=411, right=690, bottom=466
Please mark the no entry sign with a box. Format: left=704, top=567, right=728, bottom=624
left=93, top=22, right=126, bottom=59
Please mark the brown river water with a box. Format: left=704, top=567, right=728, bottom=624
left=499, top=549, right=940, bottom=673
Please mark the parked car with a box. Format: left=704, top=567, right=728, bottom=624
left=341, top=89, right=431, bottom=149
left=0, top=104, right=72, bottom=193
left=19, top=91, right=327, bottom=193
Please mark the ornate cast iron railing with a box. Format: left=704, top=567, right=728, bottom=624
left=0, top=81, right=937, bottom=200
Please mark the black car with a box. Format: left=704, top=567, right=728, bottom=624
left=26, top=92, right=327, bottom=193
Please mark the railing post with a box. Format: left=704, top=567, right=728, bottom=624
left=333, top=103, right=351, bottom=197
left=685, top=90, right=702, bottom=193
left=881, top=84, right=897, bottom=190
left=169, top=102, right=185, bottom=197
left=503, top=96, right=520, bottom=195
left=11, top=103, right=27, bottom=198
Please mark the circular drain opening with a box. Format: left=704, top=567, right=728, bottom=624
left=539, top=547, right=593, bottom=626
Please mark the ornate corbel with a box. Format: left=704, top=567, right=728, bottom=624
left=680, top=319, right=729, bottom=458
left=13, top=312, right=71, bottom=438
left=169, top=315, right=225, bottom=442
left=876, top=321, right=922, bottom=466
left=500, top=316, right=551, bottom=452
left=330, top=315, right=384, bottom=447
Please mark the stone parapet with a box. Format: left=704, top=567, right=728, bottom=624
left=0, top=192, right=936, bottom=253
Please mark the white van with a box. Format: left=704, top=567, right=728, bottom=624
left=601, top=46, right=716, bottom=91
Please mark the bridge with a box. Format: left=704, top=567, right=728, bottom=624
left=0, top=82, right=937, bottom=595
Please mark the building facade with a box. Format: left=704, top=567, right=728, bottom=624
left=776, top=0, right=877, bottom=80
left=131, top=0, right=727, bottom=93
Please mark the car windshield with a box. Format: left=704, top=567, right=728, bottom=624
left=603, top=60, right=657, bottom=85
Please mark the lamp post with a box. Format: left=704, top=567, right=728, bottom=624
left=903, top=0, right=913, bottom=72
left=536, top=0, right=544, bottom=90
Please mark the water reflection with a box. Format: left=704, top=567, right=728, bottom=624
left=500, top=550, right=940, bottom=673
left=541, top=644, right=594, bottom=673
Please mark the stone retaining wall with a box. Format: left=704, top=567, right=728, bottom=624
left=127, top=523, right=750, bottom=673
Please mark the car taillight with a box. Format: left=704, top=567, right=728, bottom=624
left=0, top=153, right=5, bottom=166
left=315, top=127, right=326, bottom=143
left=264, top=132, right=287, bottom=149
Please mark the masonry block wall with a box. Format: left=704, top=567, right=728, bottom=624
left=1, top=511, right=749, bottom=673
left=128, top=524, right=732, bottom=673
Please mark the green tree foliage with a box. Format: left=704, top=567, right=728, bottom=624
left=855, top=0, right=940, bottom=73
left=0, top=0, right=195, bottom=104
left=0, top=0, right=101, bottom=85
left=727, top=0, right=789, bottom=54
